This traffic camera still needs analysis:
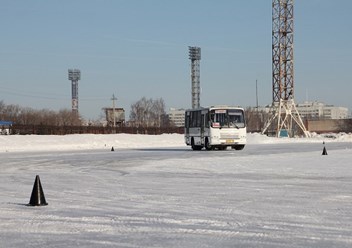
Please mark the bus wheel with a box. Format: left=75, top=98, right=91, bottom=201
left=205, top=138, right=213, bottom=151
left=191, top=138, right=202, bottom=151
left=192, top=146, right=202, bottom=151
left=232, top=145, right=245, bottom=150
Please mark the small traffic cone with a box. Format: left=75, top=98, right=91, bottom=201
left=111, top=146, right=114, bottom=151
left=322, top=146, right=328, bottom=155
left=28, top=175, right=48, bottom=206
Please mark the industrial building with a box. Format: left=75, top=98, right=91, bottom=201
left=103, top=108, right=125, bottom=127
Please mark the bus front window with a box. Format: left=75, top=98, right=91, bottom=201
left=217, top=113, right=227, bottom=127
left=210, top=109, right=245, bottom=128
left=228, top=109, right=245, bottom=128
left=211, top=110, right=227, bottom=128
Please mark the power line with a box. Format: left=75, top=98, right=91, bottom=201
left=0, top=86, right=106, bottom=101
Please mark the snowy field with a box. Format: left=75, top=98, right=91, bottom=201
left=1, top=133, right=352, bottom=247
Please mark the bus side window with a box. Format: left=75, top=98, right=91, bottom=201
left=210, top=113, right=214, bottom=122
left=191, top=112, right=196, bottom=127
left=205, top=113, right=209, bottom=128
left=197, top=111, right=201, bottom=127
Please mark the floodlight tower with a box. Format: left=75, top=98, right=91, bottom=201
left=189, top=46, right=201, bottom=109
left=68, top=69, right=81, bottom=114
left=262, top=0, right=309, bottom=137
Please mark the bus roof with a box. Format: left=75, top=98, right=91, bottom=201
left=209, top=105, right=243, bottom=109
left=186, top=105, right=244, bottom=111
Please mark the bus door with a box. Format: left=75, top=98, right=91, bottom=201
left=185, top=111, right=190, bottom=136
left=201, top=113, right=205, bottom=143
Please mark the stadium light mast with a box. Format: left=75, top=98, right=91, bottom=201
left=262, top=0, right=309, bottom=137
left=68, top=69, right=81, bottom=115
left=189, top=46, right=201, bottom=109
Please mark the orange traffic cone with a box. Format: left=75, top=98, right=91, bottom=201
left=28, top=175, right=48, bottom=206
left=322, top=146, right=328, bottom=155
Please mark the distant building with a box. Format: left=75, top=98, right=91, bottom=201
left=0, top=121, right=12, bottom=135
left=103, top=108, right=125, bottom=127
left=296, top=101, right=348, bottom=119
left=256, top=101, right=348, bottom=120
left=168, top=108, right=185, bottom=127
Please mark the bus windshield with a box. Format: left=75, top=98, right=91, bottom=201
left=210, top=109, right=245, bottom=128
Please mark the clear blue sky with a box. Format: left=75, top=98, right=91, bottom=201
left=1, top=0, right=351, bottom=120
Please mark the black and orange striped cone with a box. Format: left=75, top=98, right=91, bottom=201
left=322, top=146, right=328, bottom=155
left=28, top=175, right=48, bottom=206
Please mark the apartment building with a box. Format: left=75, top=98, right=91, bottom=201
left=168, top=108, right=185, bottom=127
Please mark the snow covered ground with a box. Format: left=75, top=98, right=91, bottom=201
left=1, top=133, right=352, bottom=247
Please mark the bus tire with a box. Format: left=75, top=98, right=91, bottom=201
left=191, top=138, right=202, bottom=151
left=218, top=146, right=227, bottom=150
left=205, top=138, right=213, bottom=151
left=193, top=146, right=202, bottom=151
left=232, top=145, right=245, bottom=150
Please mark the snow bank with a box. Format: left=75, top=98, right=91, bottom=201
left=0, top=132, right=351, bottom=153
left=247, top=132, right=352, bottom=144
left=0, top=133, right=184, bottom=153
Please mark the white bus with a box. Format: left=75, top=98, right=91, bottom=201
left=185, top=106, right=246, bottom=150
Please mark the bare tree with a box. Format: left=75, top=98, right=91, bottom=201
left=245, top=107, right=268, bottom=133
left=0, top=101, right=6, bottom=118
left=130, top=97, right=167, bottom=128
left=19, top=107, right=37, bottom=125
left=4, top=104, right=21, bottom=123
left=57, top=109, right=81, bottom=126
left=152, top=98, right=166, bottom=127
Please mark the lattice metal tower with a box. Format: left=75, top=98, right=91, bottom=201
left=189, top=46, right=201, bottom=109
left=68, top=69, right=81, bottom=114
left=262, top=0, right=309, bottom=137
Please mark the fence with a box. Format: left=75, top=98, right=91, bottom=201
left=10, top=124, right=184, bottom=135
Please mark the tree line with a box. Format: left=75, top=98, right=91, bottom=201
left=3, top=99, right=351, bottom=135
left=0, top=97, right=174, bottom=128
left=0, top=101, right=81, bottom=126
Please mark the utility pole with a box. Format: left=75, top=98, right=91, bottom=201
left=111, top=94, right=117, bottom=130
left=256, top=79, right=259, bottom=111
left=256, top=79, right=260, bottom=132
